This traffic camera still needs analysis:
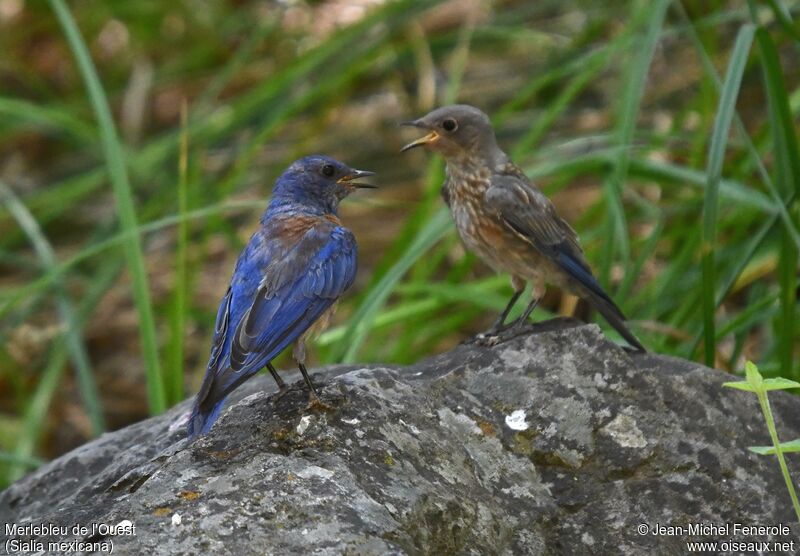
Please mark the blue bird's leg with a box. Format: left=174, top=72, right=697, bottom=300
left=266, top=362, right=291, bottom=400
left=292, top=336, right=329, bottom=409
left=298, top=363, right=319, bottom=399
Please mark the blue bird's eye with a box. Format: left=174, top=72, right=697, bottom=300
left=442, top=118, right=457, bottom=132
left=321, top=164, right=335, bottom=177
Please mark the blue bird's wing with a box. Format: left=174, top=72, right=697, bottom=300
left=484, top=174, right=645, bottom=352
left=188, top=222, right=357, bottom=437
left=228, top=224, right=357, bottom=373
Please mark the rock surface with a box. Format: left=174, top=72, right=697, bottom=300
left=2, top=319, right=799, bottom=555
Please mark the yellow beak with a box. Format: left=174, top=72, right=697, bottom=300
left=400, top=131, right=439, bottom=152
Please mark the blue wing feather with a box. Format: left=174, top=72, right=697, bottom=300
left=188, top=222, right=357, bottom=438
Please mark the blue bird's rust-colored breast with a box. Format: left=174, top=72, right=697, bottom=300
left=265, top=213, right=342, bottom=249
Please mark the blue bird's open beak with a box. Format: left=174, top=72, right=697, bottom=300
left=338, top=168, right=377, bottom=189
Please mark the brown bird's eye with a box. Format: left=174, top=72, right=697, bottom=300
left=321, top=164, right=335, bottom=177
left=442, top=118, right=458, bottom=132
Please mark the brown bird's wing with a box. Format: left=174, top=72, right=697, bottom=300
left=484, top=172, right=646, bottom=353
left=484, top=173, right=586, bottom=267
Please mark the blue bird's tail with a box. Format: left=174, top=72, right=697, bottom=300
left=557, top=251, right=646, bottom=353
left=187, top=397, right=226, bottom=440
left=186, top=366, right=234, bottom=440
left=186, top=359, right=269, bottom=439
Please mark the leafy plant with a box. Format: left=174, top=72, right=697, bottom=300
left=724, top=361, right=800, bottom=522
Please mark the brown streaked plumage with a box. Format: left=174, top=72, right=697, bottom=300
left=401, top=104, right=645, bottom=352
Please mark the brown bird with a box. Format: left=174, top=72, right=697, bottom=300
left=402, top=104, right=645, bottom=351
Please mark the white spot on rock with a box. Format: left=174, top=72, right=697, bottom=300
left=296, top=415, right=312, bottom=435
left=296, top=465, right=334, bottom=480
left=602, top=414, right=647, bottom=448
left=399, top=419, right=420, bottom=435
left=593, top=373, right=608, bottom=388
left=341, top=417, right=360, bottom=425
left=505, top=409, right=529, bottom=431
left=171, top=513, right=182, bottom=526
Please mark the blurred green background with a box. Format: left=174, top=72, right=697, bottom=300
left=0, top=0, right=798, bottom=487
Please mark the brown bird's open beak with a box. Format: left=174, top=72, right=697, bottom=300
left=338, top=168, right=377, bottom=189
left=400, top=119, right=439, bottom=152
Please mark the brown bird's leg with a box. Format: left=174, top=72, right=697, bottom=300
left=510, top=282, right=545, bottom=329
left=266, top=362, right=290, bottom=400
left=487, top=276, right=526, bottom=333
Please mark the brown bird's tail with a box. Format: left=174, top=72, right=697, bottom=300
left=554, top=250, right=646, bottom=352
left=585, top=289, right=646, bottom=353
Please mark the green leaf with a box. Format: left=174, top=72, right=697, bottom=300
left=722, top=381, right=757, bottom=392
left=761, top=378, right=800, bottom=391
left=745, top=360, right=764, bottom=391
left=749, top=439, right=800, bottom=455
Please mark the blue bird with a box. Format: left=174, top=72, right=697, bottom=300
left=401, top=105, right=645, bottom=352
left=187, top=155, right=375, bottom=439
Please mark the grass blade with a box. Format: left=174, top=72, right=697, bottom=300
left=8, top=262, right=120, bottom=483
left=0, top=180, right=105, bottom=434
left=336, top=208, right=452, bottom=363
left=700, top=24, right=755, bottom=367
left=166, top=101, right=190, bottom=405
left=0, top=451, right=45, bottom=470
left=48, top=0, right=166, bottom=413
left=755, top=26, right=799, bottom=378
left=600, top=0, right=669, bottom=284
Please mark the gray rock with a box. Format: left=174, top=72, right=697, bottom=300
left=2, top=320, right=798, bottom=555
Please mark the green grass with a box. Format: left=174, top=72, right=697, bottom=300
left=701, top=24, right=754, bottom=368
left=0, top=0, right=798, bottom=488
left=48, top=0, right=165, bottom=414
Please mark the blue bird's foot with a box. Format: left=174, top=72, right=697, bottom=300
left=306, top=394, right=334, bottom=412
left=272, top=384, right=291, bottom=402
left=298, top=363, right=334, bottom=412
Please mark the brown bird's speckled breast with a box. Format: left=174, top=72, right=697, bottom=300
left=444, top=160, right=557, bottom=285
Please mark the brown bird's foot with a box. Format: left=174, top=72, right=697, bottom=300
left=461, top=319, right=512, bottom=346
left=464, top=331, right=503, bottom=347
